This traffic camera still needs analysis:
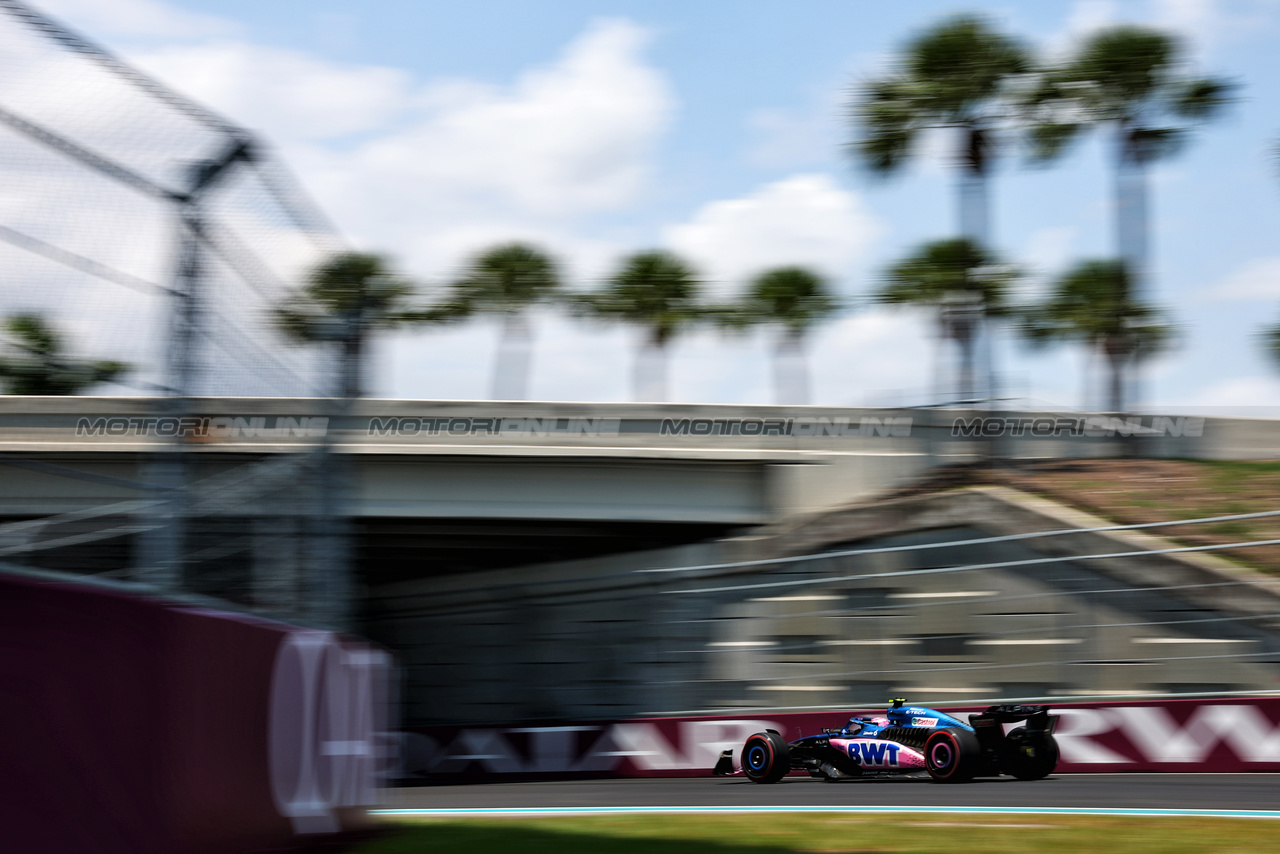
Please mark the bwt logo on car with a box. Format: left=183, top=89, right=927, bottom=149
left=848, top=741, right=902, bottom=767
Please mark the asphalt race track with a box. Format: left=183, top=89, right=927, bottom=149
left=388, top=774, right=1280, bottom=812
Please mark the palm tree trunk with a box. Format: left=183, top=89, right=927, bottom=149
left=932, top=314, right=947, bottom=406
left=1115, top=127, right=1148, bottom=407
left=955, top=326, right=977, bottom=406
left=773, top=329, right=809, bottom=405
left=958, top=125, right=990, bottom=245
left=1105, top=345, right=1125, bottom=413
left=1116, top=126, right=1149, bottom=298
left=634, top=331, right=667, bottom=401
left=981, top=317, right=998, bottom=409
left=1081, top=345, right=1094, bottom=411
left=492, top=313, right=532, bottom=400
left=958, top=125, right=990, bottom=409
left=341, top=329, right=363, bottom=398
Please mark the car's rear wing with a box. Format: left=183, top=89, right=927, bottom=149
left=968, top=704, right=1058, bottom=734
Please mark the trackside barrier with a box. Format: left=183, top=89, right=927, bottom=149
left=403, top=696, right=1280, bottom=780
left=0, top=570, right=395, bottom=854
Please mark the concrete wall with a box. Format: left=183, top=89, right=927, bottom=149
left=369, top=487, right=1280, bottom=726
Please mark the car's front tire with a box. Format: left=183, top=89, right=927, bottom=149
left=924, top=727, right=981, bottom=783
left=741, top=731, right=789, bottom=783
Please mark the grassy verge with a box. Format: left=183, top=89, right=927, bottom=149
left=353, top=814, right=1280, bottom=853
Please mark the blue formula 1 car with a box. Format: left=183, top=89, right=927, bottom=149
left=713, top=699, right=1059, bottom=784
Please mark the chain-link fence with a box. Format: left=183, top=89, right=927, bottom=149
left=0, top=1, right=352, bottom=626
left=0, top=0, right=342, bottom=397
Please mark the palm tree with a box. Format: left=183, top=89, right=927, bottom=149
left=878, top=238, right=1017, bottom=404
left=852, top=14, right=1030, bottom=244
left=1260, top=321, right=1280, bottom=372
left=443, top=242, right=561, bottom=400
left=275, top=251, right=434, bottom=398
left=1023, top=26, right=1234, bottom=298
left=1020, top=259, right=1172, bottom=412
left=572, top=250, right=703, bottom=401
left=0, top=313, right=128, bottom=394
left=718, top=267, right=840, bottom=405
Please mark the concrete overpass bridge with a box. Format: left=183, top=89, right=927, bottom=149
left=0, top=398, right=1272, bottom=584
left=0, top=397, right=937, bottom=586
left=1, top=398, right=1275, bottom=584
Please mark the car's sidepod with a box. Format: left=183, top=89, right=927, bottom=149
left=828, top=737, right=927, bottom=770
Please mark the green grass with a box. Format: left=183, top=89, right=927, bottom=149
left=354, top=814, right=1280, bottom=853
left=1195, top=460, right=1280, bottom=476
left=1207, top=522, right=1254, bottom=538
left=1126, top=498, right=1164, bottom=510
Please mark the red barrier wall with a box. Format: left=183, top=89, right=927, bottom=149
left=406, top=696, right=1280, bottom=780
left=0, top=571, right=389, bottom=854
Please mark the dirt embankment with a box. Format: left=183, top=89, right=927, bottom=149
left=894, top=459, right=1280, bottom=573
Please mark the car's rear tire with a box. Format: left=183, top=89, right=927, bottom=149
left=924, top=727, right=981, bottom=783
left=741, top=731, right=789, bottom=783
left=1002, top=726, right=1059, bottom=781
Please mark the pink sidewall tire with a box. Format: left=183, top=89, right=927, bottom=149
left=924, top=727, right=981, bottom=783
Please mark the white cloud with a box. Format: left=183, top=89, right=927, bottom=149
left=121, top=17, right=673, bottom=283
left=1201, top=257, right=1280, bottom=301
left=279, top=18, right=673, bottom=277
left=663, top=173, right=882, bottom=295
left=1, top=10, right=682, bottom=400
left=38, top=0, right=237, bottom=41
left=131, top=42, right=412, bottom=141
left=321, top=19, right=668, bottom=216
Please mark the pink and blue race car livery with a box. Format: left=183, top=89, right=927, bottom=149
left=714, top=698, right=1059, bottom=784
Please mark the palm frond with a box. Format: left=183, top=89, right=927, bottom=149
left=848, top=15, right=1028, bottom=175
left=1128, top=126, right=1185, bottom=164
left=572, top=251, right=707, bottom=344
left=450, top=242, right=561, bottom=313
left=1022, top=258, right=1175, bottom=363
left=1026, top=120, right=1083, bottom=163
left=1263, top=322, right=1280, bottom=369
left=743, top=267, right=840, bottom=333
left=275, top=251, right=443, bottom=342
left=1170, top=76, right=1237, bottom=120
left=0, top=313, right=130, bottom=395
left=878, top=238, right=1014, bottom=315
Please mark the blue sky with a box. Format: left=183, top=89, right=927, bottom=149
left=28, top=0, right=1280, bottom=409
